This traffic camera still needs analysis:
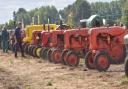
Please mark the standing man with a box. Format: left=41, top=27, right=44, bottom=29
left=1, top=26, right=9, bottom=53
left=14, top=22, right=25, bottom=58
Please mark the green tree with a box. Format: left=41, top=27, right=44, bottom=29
left=122, top=0, right=128, bottom=28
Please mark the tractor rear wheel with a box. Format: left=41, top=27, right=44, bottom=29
left=125, top=57, right=128, bottom=76
left=66, top=51, right=79, bottom=67
left=85, top=51, right=95, bottom=69
left=40, top=48, right=49, bottom=59
left=47, top=49, right=53, bottom=62
left=61, top=49, right=69, bottom=65
left=109, top=45, right=126, bottom=64
left=94, top=51, right=110, bottom=72
left=51, top=49, right=62, bottom=64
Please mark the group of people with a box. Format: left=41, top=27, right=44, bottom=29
left=0, top=22, right=25, bottom=58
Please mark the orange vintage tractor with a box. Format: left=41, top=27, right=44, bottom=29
left=85, top=26, right=127, bottom=71
left=39, top=31, right=52, bottom=59
left=61, top=28, right=89, bottom=67
left=30, top=30, right=42, bottom=57
left=47, top=30, right=65, bottom=63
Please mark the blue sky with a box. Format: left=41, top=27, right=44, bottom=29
left=0, top=0, right=112, bottom=24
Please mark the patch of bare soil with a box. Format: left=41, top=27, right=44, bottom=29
left=0, top=50, right=128, bottom=89
left=0, top=67, right=24, bottom=89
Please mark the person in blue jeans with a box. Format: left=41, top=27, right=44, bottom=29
left=1, top=27, right=9, bottom=53
left=14, top=22, right=25, bottom=58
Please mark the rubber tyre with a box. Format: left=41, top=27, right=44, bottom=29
left=110, top=46, right=126, bottom=64
left=36, top=47, right=42, bottom=58
left=28, top=45, right=32, bottom=55
left=29, top=45, right=35, bottom=56
left=26, top=44, right=31, bottom=55
left=47, top=49, right=53, bottom=62
left=125, top=57, right=128, bottom=76
left=66, top=51, right=79, bottom=67
left=94, top=51, right=110, bottom=72
left=85, top=51, right=95, bottom=69
left=61, top=49, right=69, bottom=65
left=32, top=46, right=39, bottom=57
left=51, top=49, right=62, bottom=64
left=39, top=48, right=44, bottom=58
left=40, top=48, right=49, bottom=59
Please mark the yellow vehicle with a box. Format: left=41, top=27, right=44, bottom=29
left=23, top=24, right=57, bottom=43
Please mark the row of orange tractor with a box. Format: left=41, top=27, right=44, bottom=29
left=21, top=15, right=128, bottom=74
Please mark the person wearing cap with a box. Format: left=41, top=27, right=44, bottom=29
left=1, top=26, right=9, bottom=53
left=14, top=22, right=25, bottom=58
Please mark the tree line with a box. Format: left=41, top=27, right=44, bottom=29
left=0, top=0, right=128, bottom=30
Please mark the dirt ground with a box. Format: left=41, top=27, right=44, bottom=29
left=0, top=50, right=128, bottom=89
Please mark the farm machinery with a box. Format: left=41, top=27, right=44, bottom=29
left=39, top=31, right=52, bottom=59
left=30, top=24, right=70, bottom=60
left=27, top=30, right=42, bottom=57
left=61, top=28, right=89, bottom=67
left=23, top=24, right=57, bottom=55
left=39, top=24, right=71, bottom=62
left=85, top=26, right=127, bottom=71
left=43, top=30, right=65, bottom=63
left=21, top=15, right=128, bottom=72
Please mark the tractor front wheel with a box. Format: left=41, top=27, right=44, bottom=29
left=66, top=51, right=79, bottom=67
left=61, top=49, right=69, bottom=65
left=28, top=45, right=33, bottom=55
left=35, top=47, right=42, bottom=57
left=94, top=51, right=110, bottom=72
left=40, top=48, right=49, bottom=59
left=51, top=49, right=62, bottom=64
left=32, top=46, right=39, bottom=57
left=47, top=49, right=53, bottom=62
left=85, top=51, right=95, bottom=69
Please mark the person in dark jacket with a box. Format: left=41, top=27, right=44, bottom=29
left=14, top=22, right=25, bottom=58
left=1, top=27, right=9, bottom=53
